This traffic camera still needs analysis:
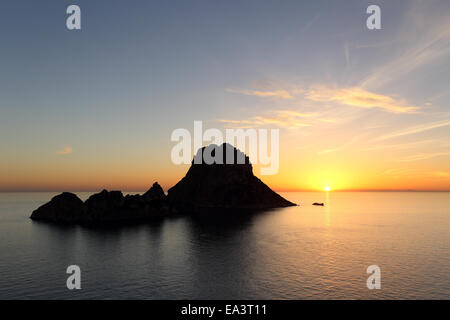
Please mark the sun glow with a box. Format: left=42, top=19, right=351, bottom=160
left=324, top=186, right=331, bottom=192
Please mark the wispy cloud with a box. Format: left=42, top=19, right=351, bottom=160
left=431, top=171, right=450, bottom=178
left=382, top=167, right=419, bottom=176
left=56, top=146, right=73, bottom=155
left=218, top=110, right=323, bottom=129
left=382, top=168, right=450, bottom=179
left=306, top=86, right=420, bottom=114
left=317, top=136, right=359, bottom=155
left=363, top=139, right=434, bottom=151
left=361, top=2, right=450, bottom=89
left=344, top=43, right=350, bottom=66
left=300, top=14, right=320, bottom=33
left=376, top=120, right=450, bottom=141
left=227, top=84, right=419, bottom=114
left=226, top=88, right=294, bottom=100
left=397, top=151, right=450, bottom=162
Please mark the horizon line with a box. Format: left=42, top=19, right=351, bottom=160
left=1, top=189, right=449, bottom=193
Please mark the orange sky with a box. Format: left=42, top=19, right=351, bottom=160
left=1, top=1, right=449, bottom=192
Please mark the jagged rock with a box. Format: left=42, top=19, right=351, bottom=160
left=168, top=143, right=296, bottom=212
left=142, top=182, right=166, bottom=200
left=84, top=190, right=125, bottom=221
left=31, top=185, right=169, bottom=223
left=30, top=192, right=86, bottom=223
left=30, top=144, right=296, bottom=223
left=122, top=184, right=169, bottom=220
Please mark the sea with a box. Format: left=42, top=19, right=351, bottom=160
left=0, top=191, right=449, bottom=299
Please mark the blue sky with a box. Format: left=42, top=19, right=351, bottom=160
left=1, top=0, right=449, bottom=191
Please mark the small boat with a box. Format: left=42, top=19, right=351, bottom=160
left=312, top=202, right=324, bottom=206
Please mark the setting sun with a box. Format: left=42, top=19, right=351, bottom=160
left=324, top=186, right=331, bottom=192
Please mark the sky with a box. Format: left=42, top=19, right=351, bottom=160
left=0, top=0, right=449, bottom=192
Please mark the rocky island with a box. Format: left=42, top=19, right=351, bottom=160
left=31, top=143, right=296, bottom=223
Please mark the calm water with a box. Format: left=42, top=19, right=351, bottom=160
left=0, top=192, right=449, bottom=299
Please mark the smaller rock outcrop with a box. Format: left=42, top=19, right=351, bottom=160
left=142, top=182, right=166, bottom=201
left=31, top=183, right=168, bottom=224
left=85, top=190, right=125, bottom=220
left=312, top=202, right=324, bottom=206
left=30, top=192, right=86, bottom=223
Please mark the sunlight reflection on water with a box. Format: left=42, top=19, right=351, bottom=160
left=0, top=191, right=449, bottom=299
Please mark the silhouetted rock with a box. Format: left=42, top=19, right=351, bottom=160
left=142, top=182, right=165, bottom=200
left=31, top=185, right=169, bottom=223
left=31, top=192, right=86, bottom=223
left=30, top=144, right=296, bottom=223
left=121, top=187, right=169, bottom=220
left=168, top=143, right=296, bottom=212
left=312, top=202, right=324, bottom=206
left=84, top=190, right=125, bottom=221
